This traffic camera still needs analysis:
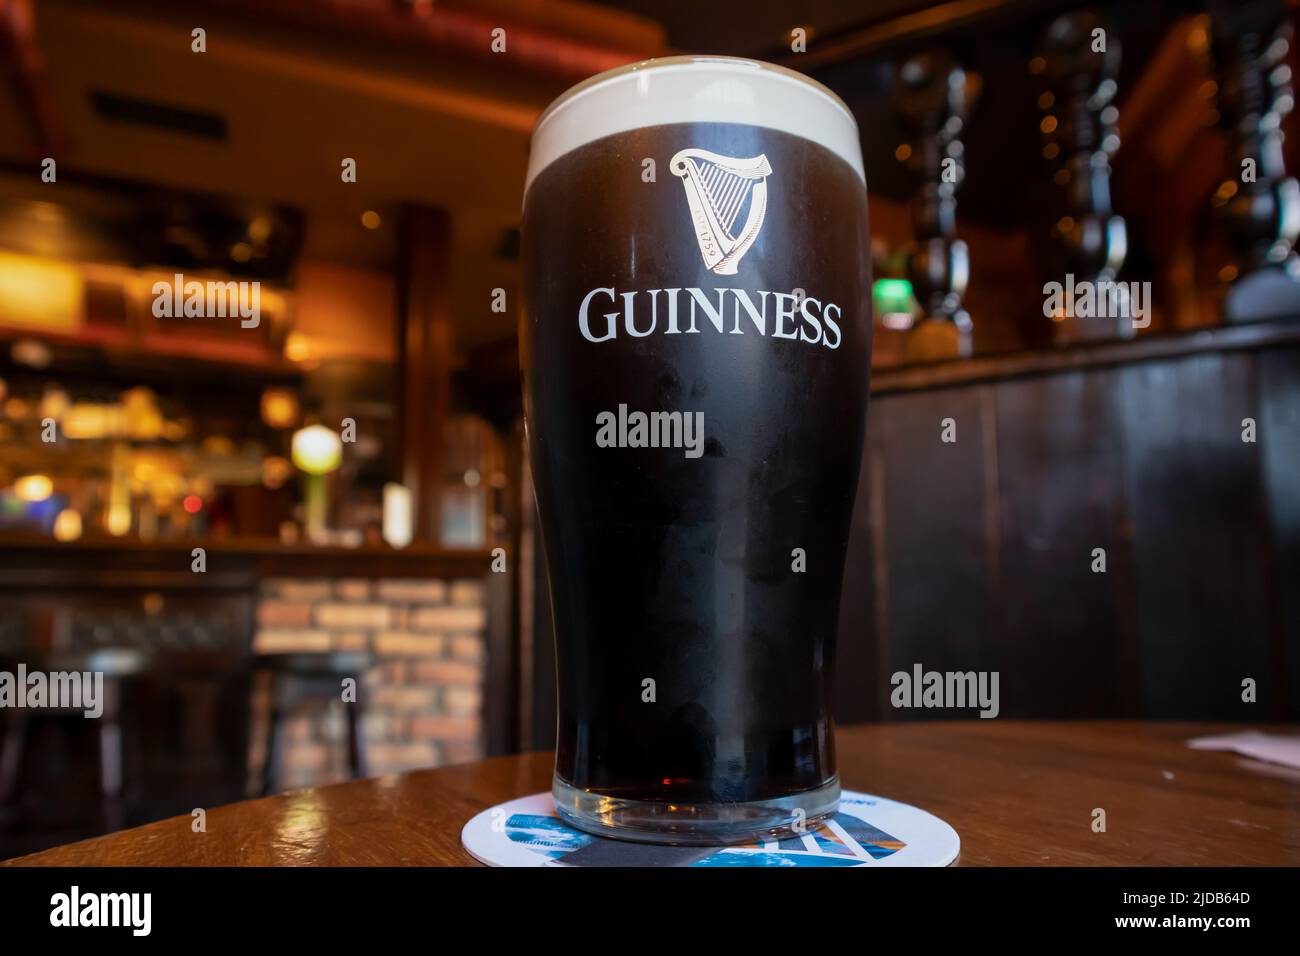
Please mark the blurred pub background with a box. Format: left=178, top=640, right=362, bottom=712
left=0, top=0, right=1297, bottom=858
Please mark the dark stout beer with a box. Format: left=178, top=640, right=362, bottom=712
left=522, top=56, right=872, bottom=843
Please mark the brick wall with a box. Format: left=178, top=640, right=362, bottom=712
left=250, top=576, right=487, bottom=791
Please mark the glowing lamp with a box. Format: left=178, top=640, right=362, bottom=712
left=106, top=502, right=131, bottom=536
left=292, top=425, right=342, bottom=542
left=291, top=425, right=343, bottom=475
left=53, top=508, right=82, bottom=541
left=14, top=474, right=53, bottom=502
left=382, top=482, right=413, bottom=549
left=0, top=252, right=81, bottom=335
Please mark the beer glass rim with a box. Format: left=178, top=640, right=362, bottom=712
left=526, top=55, right=864, bottom=193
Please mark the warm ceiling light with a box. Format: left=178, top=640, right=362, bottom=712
left=260, top=387, right=300, bottom=429
left=362, top=210, right=381, bottom=230
left=291, top=424, right=343, bottom=475
left=14, top=473, right=53, bottom=502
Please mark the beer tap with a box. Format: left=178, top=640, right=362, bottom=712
left=1033, top=10, right=1130, bottom=342
left=1203, top=0, right=1300, bottom=321
left=893, top=50, right=975, bottom=361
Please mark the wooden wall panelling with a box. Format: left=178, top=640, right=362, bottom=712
left=871, top=384, right=1000, bottom=720
left=1257, top=347, right=1300, bottom=718
left=992, top=369, right=1138, bottom=717
left=1118, top=353, right=1277, bottom=718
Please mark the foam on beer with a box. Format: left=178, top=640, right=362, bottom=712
left=525, top=55, right=866, bottom=193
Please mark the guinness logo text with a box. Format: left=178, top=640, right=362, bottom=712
left=578, top=287, right=841, bottom=349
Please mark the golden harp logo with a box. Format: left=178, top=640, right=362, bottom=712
left=669, top=148, right=772, bottom=276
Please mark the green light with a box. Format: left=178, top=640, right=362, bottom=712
left=873, top=278, right=916, bottom=315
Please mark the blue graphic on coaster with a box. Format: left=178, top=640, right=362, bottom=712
left=461, top=790, right=959, bottom=867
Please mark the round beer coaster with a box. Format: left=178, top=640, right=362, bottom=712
left=461, top=790, right=960, bottom=867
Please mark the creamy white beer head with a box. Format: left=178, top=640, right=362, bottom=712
left=526, top=55, right=866, bottom=193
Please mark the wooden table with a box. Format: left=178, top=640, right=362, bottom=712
left=7, top=721, right=1298, bottom=866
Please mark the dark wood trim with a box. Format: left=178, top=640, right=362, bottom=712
left=395, top=205, right=454, bottom=545
left=0, top=0, right=63, bottom=156
left=870, top=318, right=1300, bottom=395
left=187, top=0, right=655, bottom=81
left=777, top=0, right=1043, bottom=69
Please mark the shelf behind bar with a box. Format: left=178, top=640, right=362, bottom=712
left=0, top=327, right=302, bottom=388
left=0, top=533, right=494, bottom=586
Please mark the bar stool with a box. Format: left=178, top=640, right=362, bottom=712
left=254, top=651, right=374, bottom=796
left=0, top=648, right=151, bottom=835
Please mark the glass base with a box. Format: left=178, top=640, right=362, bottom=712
left=552, top=775, right=841, bottom=846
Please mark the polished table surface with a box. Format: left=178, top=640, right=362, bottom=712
left=7, top=721, right=1298, bottom=866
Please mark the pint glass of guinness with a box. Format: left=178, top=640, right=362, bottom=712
left=522, top=56, right=871, bottom=843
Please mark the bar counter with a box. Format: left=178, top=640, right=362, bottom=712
left=7, top=721, right=1297, bottom=866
